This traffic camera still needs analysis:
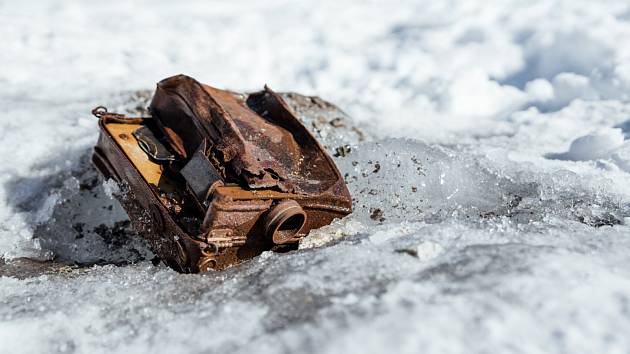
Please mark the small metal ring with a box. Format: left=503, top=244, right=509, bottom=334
left=198, top=257, right=217, bottom=272
left=92, top=106, right=108, bottom=118
left=202, top=243, right=219, bottom=255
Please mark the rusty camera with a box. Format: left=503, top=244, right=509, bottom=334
left=92, top=75, right=352, bottom=272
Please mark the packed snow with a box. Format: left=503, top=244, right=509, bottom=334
left=2, top=0, right=630, bottom=353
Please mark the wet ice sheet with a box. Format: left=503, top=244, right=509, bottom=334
left=3, top=0, right=630, bottom=353
left=3, top=221, right=630, bottom=354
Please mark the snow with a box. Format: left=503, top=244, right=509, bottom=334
left=550, top=128, right=625, bottom=161
left=2, top=0, right=630, bottom=353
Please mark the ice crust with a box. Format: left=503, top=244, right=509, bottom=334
left=3, top=0, right=630, bottom=353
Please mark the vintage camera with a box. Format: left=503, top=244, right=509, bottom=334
left=92, top=75, right=352, bottom=272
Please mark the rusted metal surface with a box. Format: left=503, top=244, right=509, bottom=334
left=91, top=75, right=352, bottom=272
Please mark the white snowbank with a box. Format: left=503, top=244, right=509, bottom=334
left=551, top=128, right=625, bottom=161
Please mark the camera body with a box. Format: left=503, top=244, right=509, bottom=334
left=92, top=75, right=352, bottom=272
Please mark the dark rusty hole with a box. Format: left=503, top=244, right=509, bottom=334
left=274, top=213, right=306, bottom=244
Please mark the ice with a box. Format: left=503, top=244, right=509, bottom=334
left=335, top=139, right=520, bottom=224
left=3, top=0, right=630, bottom=353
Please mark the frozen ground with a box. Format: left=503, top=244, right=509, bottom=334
left=2, top=0, right=630, bottom=353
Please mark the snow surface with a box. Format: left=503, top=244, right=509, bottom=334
left=2, top=0, right=630, bottom=353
